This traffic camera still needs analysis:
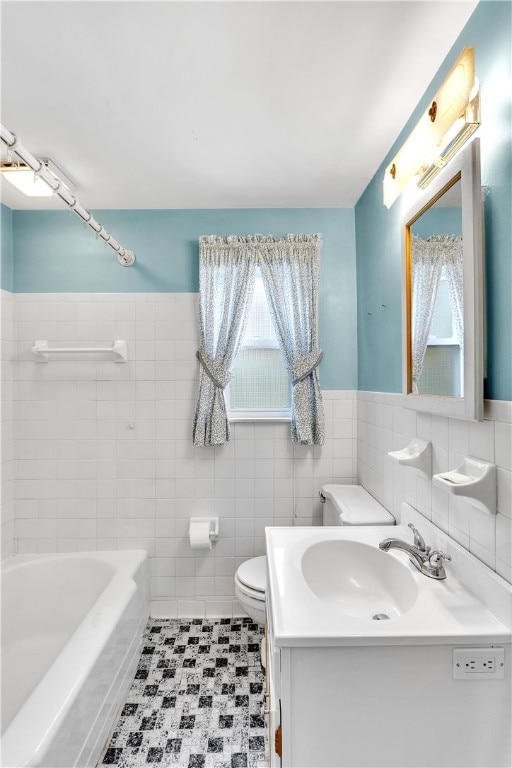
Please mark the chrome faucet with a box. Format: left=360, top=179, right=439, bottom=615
left=379, top=523, right=452, bottom=580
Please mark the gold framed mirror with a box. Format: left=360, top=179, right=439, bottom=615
left=401, top=139, right=484, bottom=421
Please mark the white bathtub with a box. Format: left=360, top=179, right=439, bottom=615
left=1, top=550, right=149, bottom=768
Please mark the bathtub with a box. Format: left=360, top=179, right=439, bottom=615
left=1, top=550, right=149, bottom=768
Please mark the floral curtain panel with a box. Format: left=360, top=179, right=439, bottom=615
left=193, top=234, right=324, bottom=446
left=258, top=235, right=324, bottom=445
left=441, top=236, right=464, bottom=352
left=192, top=237, right=257, bottom=447
left=411, top=235, right=444, bottom=393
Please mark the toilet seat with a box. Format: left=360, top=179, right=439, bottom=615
left=234, top=556, right=267, bottom=626
left=236, top=556, right=266, bottom=593
left=234, top=572, right=265, bottom=601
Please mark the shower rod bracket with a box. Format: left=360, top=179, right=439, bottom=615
left=118, top=250, right=136, bottom=267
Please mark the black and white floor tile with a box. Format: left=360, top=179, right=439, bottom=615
left=101, top=618, right=268, bottom=768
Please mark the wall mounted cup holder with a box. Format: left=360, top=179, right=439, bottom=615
left=432, top=457, right=497, bottom=515
left=388, top=438, right=432, bottom=479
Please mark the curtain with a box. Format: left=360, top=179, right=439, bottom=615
left=258, top=234, right=325, bottom=445
left=411, top=235, right=443, bottom=393
left=411, top=234, right=464, bottom=392
left=441, top=236, right=464, bottom=351
left=193, top=233, right=325, bottom=446
left=192, top=236, right=257, bottom=447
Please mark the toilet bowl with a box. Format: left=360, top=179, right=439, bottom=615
left=234, top=555, right=267, bottom=625
left=234, top=485, right=395, bottom=625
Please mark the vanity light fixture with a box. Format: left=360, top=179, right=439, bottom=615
left=0, top=159, right=74, bottom=197
left=383, top=47, right=480, bottom=208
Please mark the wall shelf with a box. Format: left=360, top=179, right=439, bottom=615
left=388, top=438, right=432, bottom=478
left=32, top=339, right=128, bottom=362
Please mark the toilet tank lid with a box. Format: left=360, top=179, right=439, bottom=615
left=237, top=556, right=267, bottom=592
left=321, top=484, right=395, bottom=525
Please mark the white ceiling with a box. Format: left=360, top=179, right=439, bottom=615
left=0, top=0, right=477, bottom=210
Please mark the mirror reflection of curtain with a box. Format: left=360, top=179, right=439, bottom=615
left=411, top=234, right=463, bottom=392
left=443, top=237, right=464, bottom=351
left=411, top=236, right=443, bottom=393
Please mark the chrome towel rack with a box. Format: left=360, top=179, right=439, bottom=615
left=32, top=340, right=128, bottom=362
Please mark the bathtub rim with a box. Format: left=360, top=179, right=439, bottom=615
left=1, top=549, right=148, bottom=768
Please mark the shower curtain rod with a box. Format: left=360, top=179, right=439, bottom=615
left=0, top=124, right=135, bottom=267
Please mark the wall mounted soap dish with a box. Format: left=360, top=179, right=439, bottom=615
left=388, top=438, right=431, bottom=478
left=433, top=457, right=496, bottom=515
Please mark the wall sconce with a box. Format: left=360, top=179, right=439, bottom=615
left=383, top=46, right=480, bottom=208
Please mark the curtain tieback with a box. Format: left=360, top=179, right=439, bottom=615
left=290, top=348, right=323, bottom=385
left=197, top=349, right=232, bottom=390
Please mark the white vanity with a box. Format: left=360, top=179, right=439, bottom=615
left=264, top=506, right=512, bottom=767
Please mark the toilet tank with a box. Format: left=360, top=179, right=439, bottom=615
left=320, top=484, right=395, bottom=526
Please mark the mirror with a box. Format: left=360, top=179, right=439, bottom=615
left=411, top=179, right=463, bottom=399
left=402, top=139, right=484, bottom=421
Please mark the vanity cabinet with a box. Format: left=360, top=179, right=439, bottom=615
left=265, top=594, right=511, bottom=768
left=264, top=601, right=282, bottom=768
left=265, top=571, right=511, bottom=768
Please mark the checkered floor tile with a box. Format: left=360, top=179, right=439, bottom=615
left=100, top=618, right=268, bottom=768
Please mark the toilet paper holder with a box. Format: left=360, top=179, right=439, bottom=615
left=188, top=516, right=219, bottom=542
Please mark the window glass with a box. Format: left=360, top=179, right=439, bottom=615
left=227, top=269, right=291, bottom=419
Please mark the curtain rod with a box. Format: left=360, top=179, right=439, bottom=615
left=0, top=124, right=135, bottom=267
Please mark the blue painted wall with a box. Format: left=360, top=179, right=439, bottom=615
left=355, top=0, right=511, bottom=401
left=6, top=207, right=357, bottom=390
left=3, top=3, right=510, bottom=398
left=1, top=204, right=13, bottom=292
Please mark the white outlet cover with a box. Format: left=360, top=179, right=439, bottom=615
left=453, top=647, right=505, bottom=679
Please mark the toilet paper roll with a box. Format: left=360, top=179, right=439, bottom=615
left=189, top=520, right=212, bottom=549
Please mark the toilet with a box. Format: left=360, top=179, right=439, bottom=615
left=319, top=484, right=395, bottom=527
left=234, top=484, right=395, bottom=625
left=234, top=555, right=267, bottom=626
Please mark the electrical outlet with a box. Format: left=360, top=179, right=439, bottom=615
left=453, top=648, right=505, bottom=679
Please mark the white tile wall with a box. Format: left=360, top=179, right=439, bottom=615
left=12, top=292, right=357, bottom=615
left=7, top=291, right=511, bottom=605
left=1, top=290, right=15, bottom=559
left=358, top=391, right=512, bottom=583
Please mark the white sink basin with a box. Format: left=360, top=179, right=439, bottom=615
left=301, top=539, right=418, bottom=620
left=265, top=519, right=512, bottom=647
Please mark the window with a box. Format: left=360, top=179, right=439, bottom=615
left=226, top=268, right=291, bottom=420
left=193, top=233, right=323, bottom=447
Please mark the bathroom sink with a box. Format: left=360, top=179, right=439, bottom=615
left=301, top=539, right=418, bottom=620
left=265, top=520, right=512, bottom=647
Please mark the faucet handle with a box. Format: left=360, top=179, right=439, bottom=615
left=426, top=550, right=452, bottom=579
left=428, top=550, right=452, bottom=566
left=408, top=523, right=428, bottom=552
